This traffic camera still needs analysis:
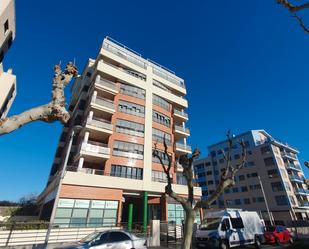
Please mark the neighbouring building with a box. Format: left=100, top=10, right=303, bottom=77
left=194, top=130, right=309, bottom=225
left=0, top=0, right=16, bottom=119
left=38, top=37, right=201, bottom=228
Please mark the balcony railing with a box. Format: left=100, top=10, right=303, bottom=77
left=100, top=60, right=146, bottom=81
left=113, top=150, right=143, bottom=160
left=174, top=125, right=190, bottom=134
left=95, top=78, right=118, bottom=92
left=86, top=117, right=113, bottom=131
left=67, top=166, right=105, bottom=176
left=174, top=109, right=188, bottom=119
left=91, top=95, right=115, bottom=110
left=289, top=175, right=304, bottom=182
left=81, top=141, right=110, bottom=155
left=175, top=143, right=192, bottom=152
left=298, top=201, right=309, bottom=207
left=281, top=151, right=297, bottom=159
left=286, top=163, right=301, bottom=171
left=295, top=188, right=309, bottom=195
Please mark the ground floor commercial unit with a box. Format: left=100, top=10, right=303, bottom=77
left=38, top=171, right=202, bottom=228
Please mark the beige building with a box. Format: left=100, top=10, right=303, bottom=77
left=194, top=130, right=309, bottom=226
left=0, top=0, right=16, bottom=119
left=38, top=37, right=201, bottom=228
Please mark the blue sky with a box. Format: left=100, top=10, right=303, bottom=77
left=1, top=0, right=309, bottom=201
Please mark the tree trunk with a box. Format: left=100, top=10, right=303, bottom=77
left=182, top=209, right=196, bottom=249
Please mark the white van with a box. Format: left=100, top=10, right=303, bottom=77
left=195, top=209, right=264, bottom=249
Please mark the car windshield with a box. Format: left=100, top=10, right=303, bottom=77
left=200, top=218, right=221, bottom=230
left=265, top=226, right=276, bottom=232
left=79, top=232, right=100, bottom=243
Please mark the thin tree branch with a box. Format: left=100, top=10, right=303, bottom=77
left=0, top=63, right=78, bottom=136
left=277, top=0, right=309, bottom=34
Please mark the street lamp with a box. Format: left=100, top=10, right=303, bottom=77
left=258, top=175, right=274, bottom=226
left=44, top=125, right=83, bottom=244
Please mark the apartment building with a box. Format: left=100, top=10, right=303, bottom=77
left=194, top=130, right=309, bottom=225
left=38, top=37, right=201, bottom=228
left=0, top=0, right=16, bottom=119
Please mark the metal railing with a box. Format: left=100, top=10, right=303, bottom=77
left=91, top=95, right=115, bottom=110
left=86, top=117, right=113, bottom=131
left=95, top=78, right=118, bottom=91
left=286, top=163, right=301, bottom=171
left=174, top=109, right=188, bottom=119
left=174, top=125, right=190, bottom=134
left=281, top=151, right=297, bottom=159
left=175, top=143, right=192, bottom=151
left=295, top=188, right=309, bottom=195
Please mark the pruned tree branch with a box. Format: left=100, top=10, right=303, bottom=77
left=277, top=0, right=309, bottom=34
left=194, top=131, right=247, bottom=210
left=0, top=63, right=78, bottom=136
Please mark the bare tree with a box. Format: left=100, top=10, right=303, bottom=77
left=153, top=131, right=247, bottom=249
left=0, top=62, right=78, bottom=136
left=277, top=0, right=309, bottom=34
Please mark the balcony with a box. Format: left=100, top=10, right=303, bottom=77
left=286, top=163, right=302, bottom=172
left=113, top=150, right=143, bottom=160
left=91, top=95, right=115, bottom=114
left=173, top=109, right=188, bottom=122
left=175, top=142, right=192, bottom=155
left=298, top=201, right=309, bottom=207
left=94, top=77, right=118, bottom=95
left=295, top=188, right=309, bottom=196
left=281, top=151, right=298, bottom=161
left=174, top=125, right=190, bottom=138
left=289, top=175, right=304, bottom=183
left=79, top=140, right=110, bottom=162
left=67, top=166, right=105, bottom=176
left=85, top=117, right=113, bottom=139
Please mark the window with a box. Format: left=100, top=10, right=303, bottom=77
left=247, top=172, right=258, bottom=178
left=226, top=200, right=233, bottom=205
left=241, top=186, right=248, bottom=192
left=268, top=169, right=279, bottom=178
left=111, top=165, right=143, bottom=180
left=232, top=187, right=238, bottom=193
left=249, top=184, right=261, bottom=190
left=208, top=180, right=214, bottom=185
left=245, top=161, right=255, bottom=167
left=261, top=146, right=271, bottom=154
left=238, top=175, right=245, bottom=181
left=176, top=173, right=187, bottom=185
left=234, top=199, right=241, bottom=205
left=224, top=188, right=230, bottom=194
left=219, top=158, right=224, bottom=164
left=206, top=171, right=212, bottom=175
left=230, top=218, right=244, bottom=229
left=244, top=198, right=251, bottom=204
left=153, top=94, right=170, bottom=111
left=152, top=170, right=168, bottom=183
left=152, top=111, right=171, bottom=127
left=4, top=19, right=9, bottom=34
left=113, top=141, right=144, bottom=159
left=252, top=197, right=264, bottom=203
left=116, top=119, right=144, bottom=137
left=264, top=157, right=275, bottom=166
left=120, top=83, right=145, bottom=99
left=234, top=154, right=240, bottom=160
left=109, top=232, right=131, bottom=242
left=271, top=182, right=284, bottom=192
left=152, top=149, right=171, bottom=165
left=275, top=195, right=289, bottom=206
left=152, top=128, right=171, bottom=145
left=118, top=100, right=145, bottom=117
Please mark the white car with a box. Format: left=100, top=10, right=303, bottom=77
left=55, top=230, right=147, bottom=249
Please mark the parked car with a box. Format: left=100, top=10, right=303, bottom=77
left=264, top=225, right=293, bottom=245
left=55, top=230, right=147, bottom=249
left=195, top=209, right=264, bottom=249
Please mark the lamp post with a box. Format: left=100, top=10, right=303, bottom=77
left=44, top=125, right=82, bottom=245
left=258, top=175, right=274, bottom=226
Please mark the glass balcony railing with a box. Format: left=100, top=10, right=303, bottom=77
left=95, top=78, right=118, bottom=92
left=298, top=201, right=309, bottom=207
left=91, top=95, right=115, bottom=110
left=81, top=141, right=110, bottom=156
left=295, top=188, right=309, bottom=195
left=175, top=143, right=192, bottom=152
left=286, top=163, right=301, bottom=171
left=289, top=175, right=304, bottom=182
left=174, top=125, right=190, bottom=134
left=86, top=117, right=113, bottom=131
left=174, top=109, right=188, bottom=119
left=281, top=151, right=297, bottom=159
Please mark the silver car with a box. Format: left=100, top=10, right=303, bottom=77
left=55, top=230, right=147, bottom=249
